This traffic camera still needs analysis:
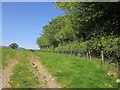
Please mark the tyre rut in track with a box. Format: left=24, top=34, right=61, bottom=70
left=2, top=53, right=20, bottom=88
left=28, top=55, right=60, bottom=88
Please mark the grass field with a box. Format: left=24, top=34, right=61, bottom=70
left=2, top=48, right=118, bottom=88
left=35, top=52, right=118, bottom=88
left=2, top=48, right=18, bottom=67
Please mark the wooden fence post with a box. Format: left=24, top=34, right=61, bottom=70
left=101, top=50, right=104, bottom=65
left=87, top=52, right=89, bottom=59
left=89, top=51, right=92, bottom=60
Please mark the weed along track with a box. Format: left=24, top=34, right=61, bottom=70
left=28, top=55, right=60, bottom=88
left=2, top=53, right=20, bottom=88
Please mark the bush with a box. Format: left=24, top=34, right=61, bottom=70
left=9, top=43, right=18, bottom=49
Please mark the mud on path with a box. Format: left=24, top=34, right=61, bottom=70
left=28, top=55, right=60, bottom=88
left=2, top=53, right=20, bottom=88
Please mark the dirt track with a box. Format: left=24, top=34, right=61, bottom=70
left=2, top=53, right=60, bottom=88
left=2, top=53, right=20, bottom=88
left=28, top=55, right=60, bottom=88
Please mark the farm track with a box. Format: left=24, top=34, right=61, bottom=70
left=2, top=53, right=20, bottom=88
left=28, top=55, right=60, bottom=88
left=2, top=52, right=60, bottom=88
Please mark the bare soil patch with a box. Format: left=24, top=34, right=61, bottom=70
left=28, top=55, right=60, bottom=88
left=2, top=53, right=20, bottom=88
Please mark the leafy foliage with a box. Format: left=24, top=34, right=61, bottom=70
left=9, top=43, right=19, bottom=49
left=37, top=2, right=119, bottom=62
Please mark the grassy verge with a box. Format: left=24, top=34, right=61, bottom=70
left=35, top=52, right=118, bottom=88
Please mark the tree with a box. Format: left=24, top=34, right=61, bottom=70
left=9, top=43, right=18, bottom=49
left=37, top=16, right=71, bottom=49
left=55, top=2, right=119, bottom=62
left=37, top=2, right=119, bottom=65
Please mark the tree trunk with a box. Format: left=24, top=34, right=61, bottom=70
left=101, top=50, right=104, bottom=65
left=87, top=52, right=89, bottom=59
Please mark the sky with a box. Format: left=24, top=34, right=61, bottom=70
left=2, top=2, right=64, bottom=49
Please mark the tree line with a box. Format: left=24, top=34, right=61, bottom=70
left=37, top=2, right=120, bottom=65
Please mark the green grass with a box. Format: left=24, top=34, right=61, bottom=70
left=35, top=52, right=118, bottom=88
left=2, top=47, right=18, bottom=67
left=2, top=48, right=118, bottom=88
left=9, top=50, right=38, bottom=88
left=2, top=48, right=38, bottom=88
